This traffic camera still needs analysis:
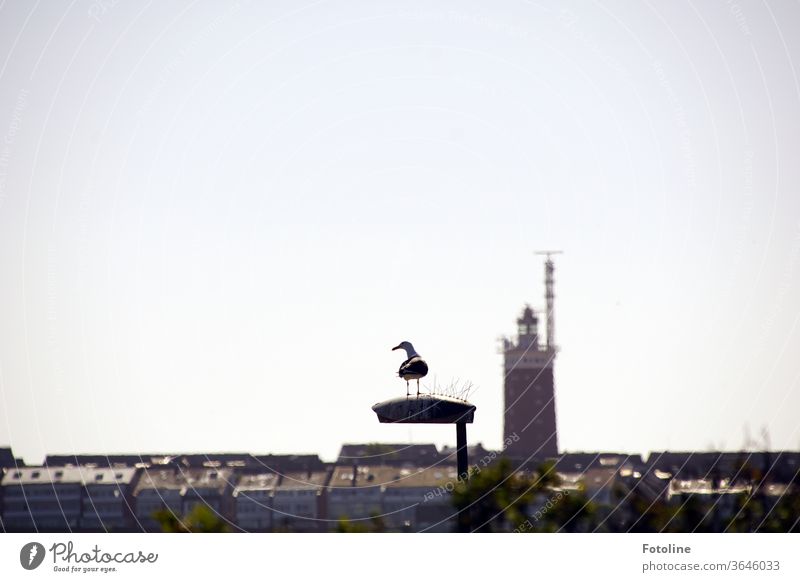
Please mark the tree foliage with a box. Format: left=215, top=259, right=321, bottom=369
left=451, top=458, right=599, bottom=532
left=154, top=504, right=230, bottom=533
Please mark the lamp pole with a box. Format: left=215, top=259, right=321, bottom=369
left=372, top=394, right=477, bottom=532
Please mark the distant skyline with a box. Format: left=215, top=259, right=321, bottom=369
left=2, top=1, right=800, bottom=465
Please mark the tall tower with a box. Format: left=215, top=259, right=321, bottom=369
left=502, top=255, right=560, bottom=461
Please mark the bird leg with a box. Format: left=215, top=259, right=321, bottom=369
left=416, top=379, right=420, bottom=397
left=406, top=380, right=409, bottom=398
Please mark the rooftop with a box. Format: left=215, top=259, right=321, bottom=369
left=337, top=443, right=441, bottom=466
left=277, top=471, right=330, bottom=490
left=133, top=467, right=234, bottom=496
left=1, top=466, right=137, bottom=486
left=234, top=473, right=279, bottom=492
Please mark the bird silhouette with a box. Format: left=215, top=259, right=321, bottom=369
left=392, top=341, right=429, bottom=397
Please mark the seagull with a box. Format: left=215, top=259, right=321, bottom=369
left=392, top=341, right=429, bottom=397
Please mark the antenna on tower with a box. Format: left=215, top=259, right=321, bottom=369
left=535, top=250, right=563, bottom=351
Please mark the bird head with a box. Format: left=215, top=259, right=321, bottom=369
left=392, top=341, right=418, bottom=357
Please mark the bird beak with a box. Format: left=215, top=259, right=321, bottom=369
left=391, top=345, right=401, bottom=351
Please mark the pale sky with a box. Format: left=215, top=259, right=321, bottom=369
left=1, top=1, right=799, bottom=465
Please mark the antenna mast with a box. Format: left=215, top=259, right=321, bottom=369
left=535, top=250, right=563, bottom=351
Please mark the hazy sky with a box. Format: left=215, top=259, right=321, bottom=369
left=1, top=1, right=799, bottom=465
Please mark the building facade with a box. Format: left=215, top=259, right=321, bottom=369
left=0, top=466, right=138, bottom=532
left=503, top=304, right=558, bottom=460
left=502, top=256, right=561, bottom=462
left=233, top=473, right=278, bottom=532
